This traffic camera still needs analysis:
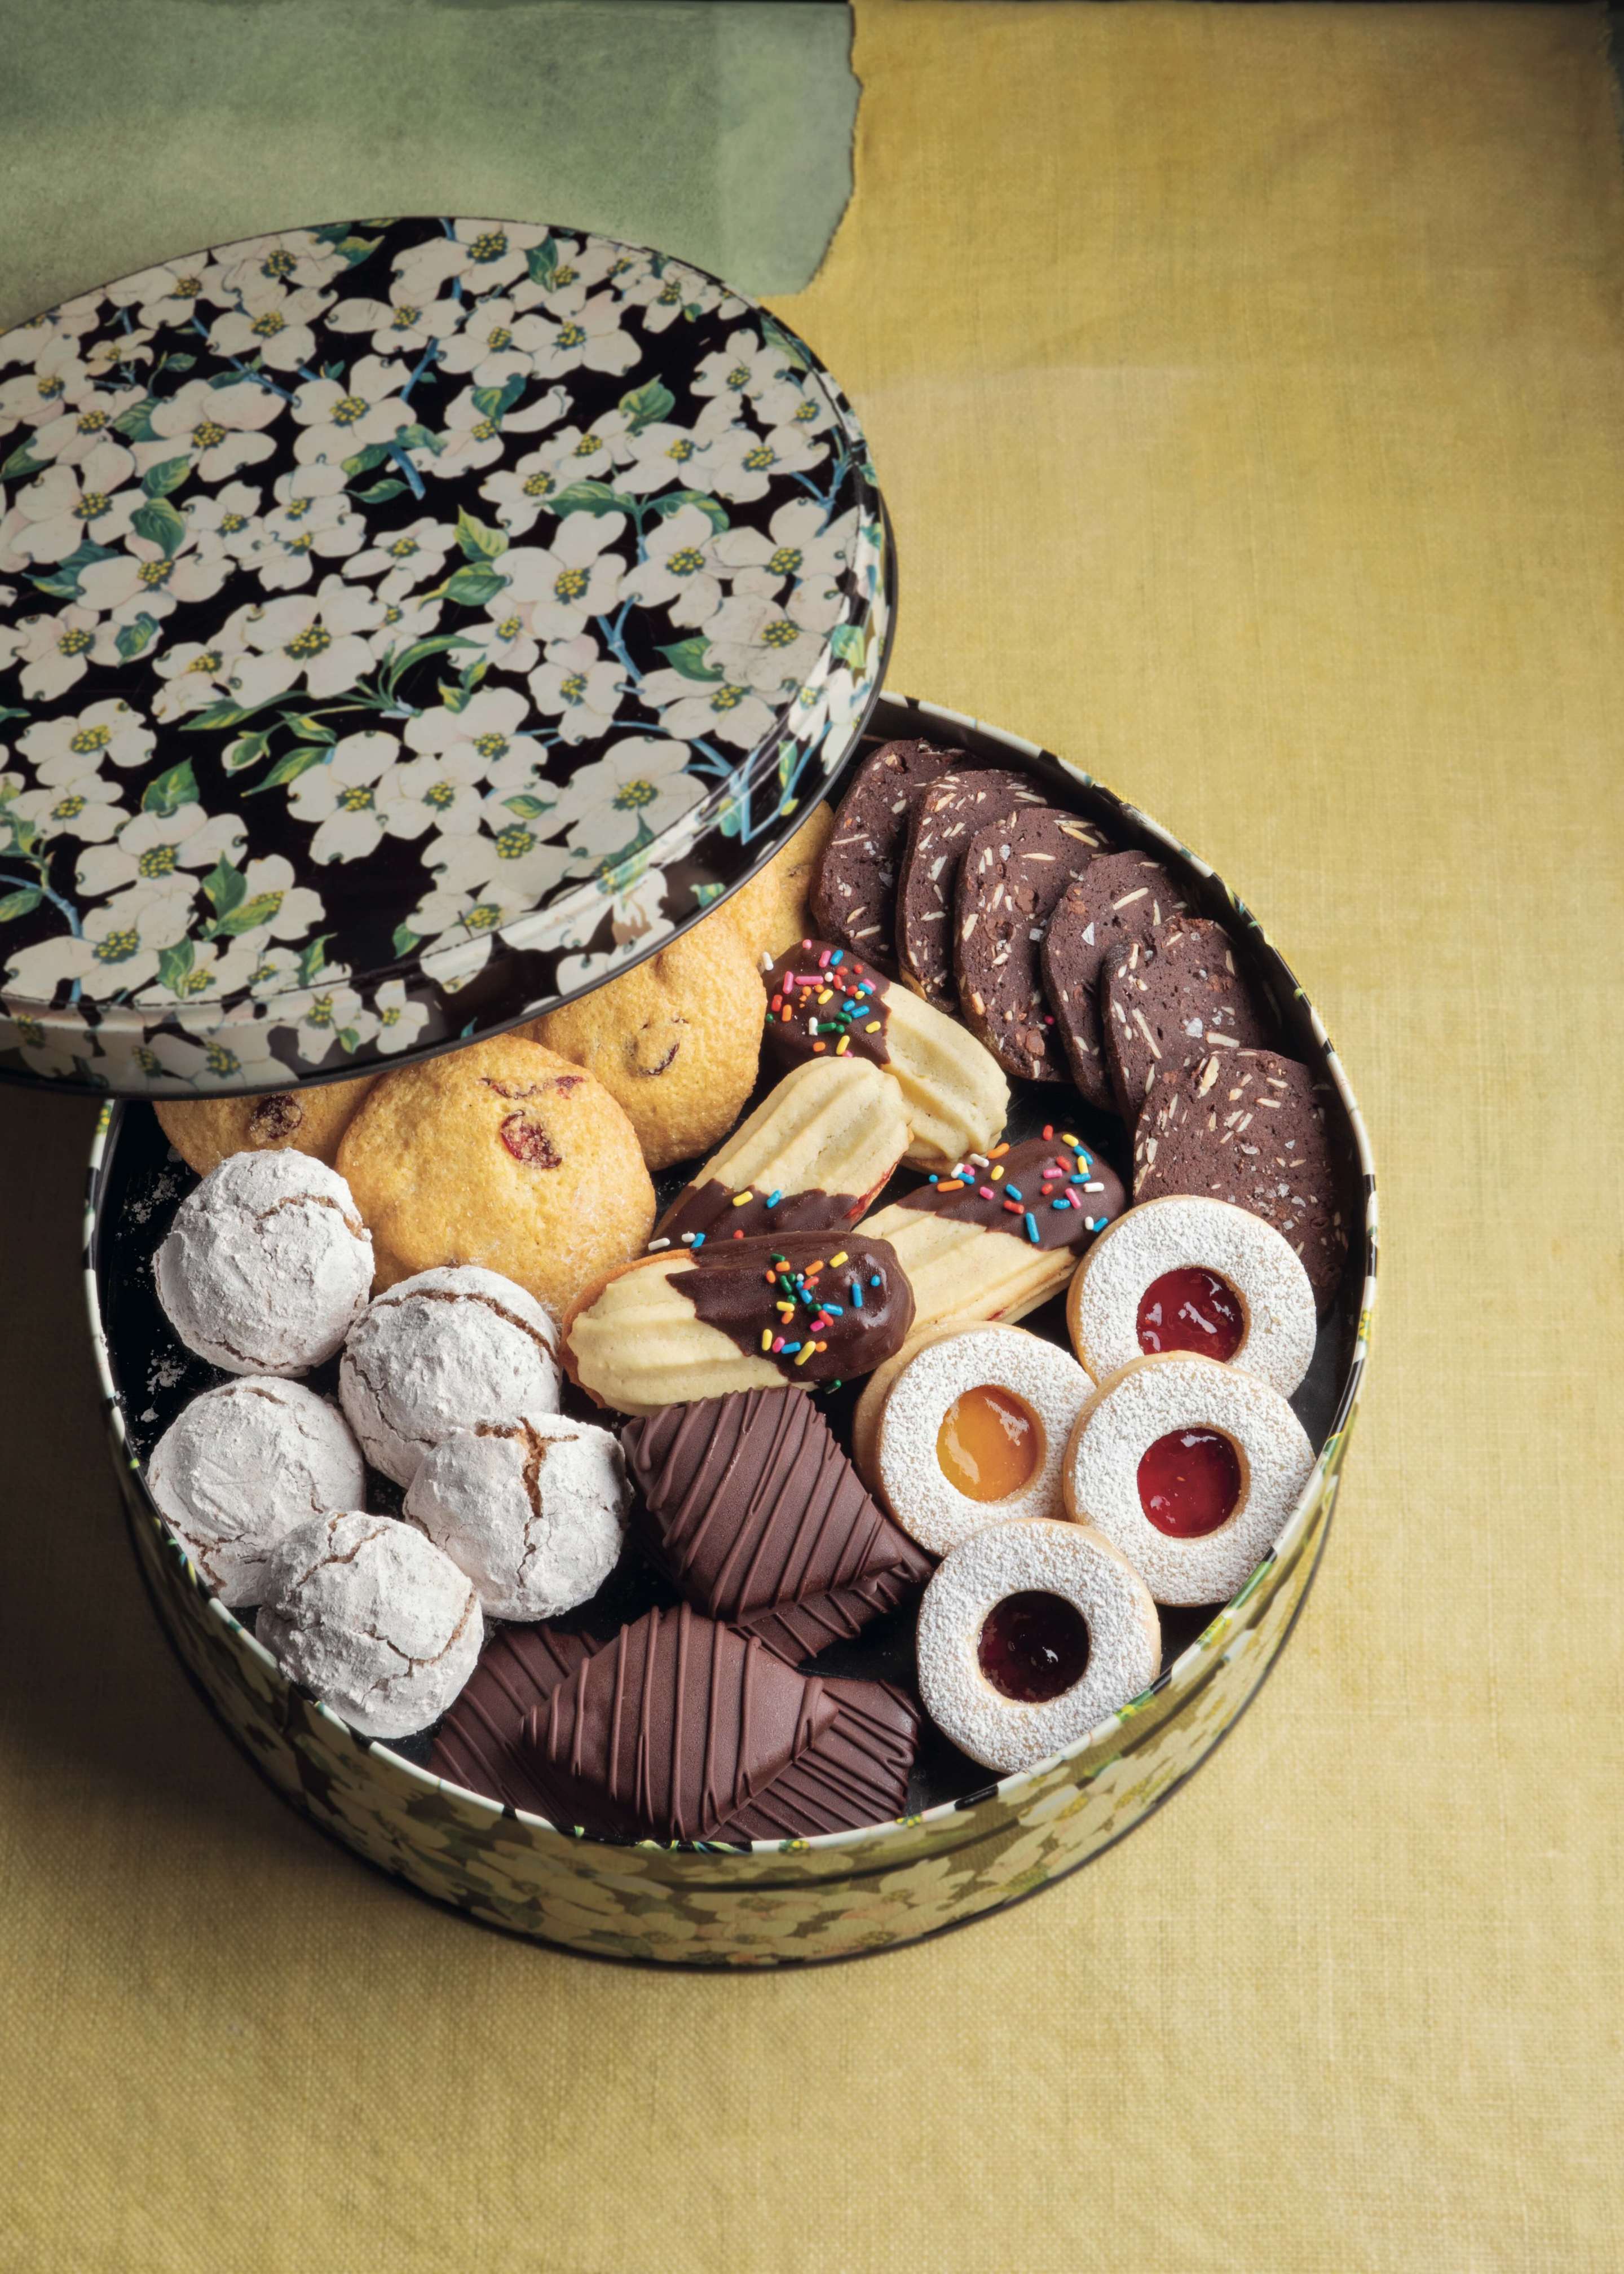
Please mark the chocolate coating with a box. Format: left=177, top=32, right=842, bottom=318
left=712, top=1676, right=919, bottom=1840
left=761, top=942, right=894, bottom=1078
left=621, top=1389, right=932, bottom=1662
left=1039, top=853, right=1189, bottom=1109
left=427, top=1623, right=599, bottom=1817
left=895, top=1132, right=1126, bottom=1250
left=658, top=1178, right=866, bottom=1244
left=524, top=1603, right=840, bottom=1843
left=682, top=1232, right=915, bottom=1385
left=810, top=738, right=961, bottom=975
left=898, top=768, right=1050, bottom=1010
left=954, top=808, right=1110, bottom=1082
left=1102, top=916, right=1271, bottom=1124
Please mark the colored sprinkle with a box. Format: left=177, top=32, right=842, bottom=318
left=829, top=1251, right=849, bottom=1267
left=680, top=1232, right=698, bottom=1245
left=836, top=1035, right=850, bottom=1055
left=936, top=1178, right=965, bottom=1193
left=760, top=1329, right=773, bottom=1352
left=990, top=1144, right=1009, bottom=1158
left=795, top=1343, right=814, bottom=1366
left=851, top=1281, right=863, bottom=1308
left=647, top=1237, right=671, bottom=1251
left=1025, top=1211, right=1039, bottom=1244
left=1042, top=1125, right=1054, bottom=1141
left=1084, top=1180, right=1105, bottom=1193
left=732, top=1190, right=754, bottom=1208
left=691, top=1232, right=705, bottom=1248
left=830, top=949, right=844, bottom=965
left=1060, top=1132, right=1079, bottom=1148
left=979, top=1186, right=995, bottom=1201
left=771, top=1336, right=785, bottom=1354
left=991, top=1166, right=1004, bottom=1182
left=767, top=1190, right=783, bottom=1209
left=1004, top=1184, right=1023, bottom=1202
left=864, top=1020, right=882, bottom=1033
left=869, top=1273, right=882, bottom=1287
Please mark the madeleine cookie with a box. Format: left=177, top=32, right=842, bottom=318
left=526, top=923, right=764, bottom=1172
left=723, top=800, right=836, bottom=959
left=657, top=1057, right=910, bottom=1244
left=955, top=808, right=1109, bottom=1082
left=1067, top=1194, right=1317, bottom=1395
left=897, top=768, right=1048, bottom=1010
left=915, top=1519, right=1160, bottom=1774
left=761, top=938, right=1008, bottom=1170
left=871, top=1324, right=1095, bottom=1555
left=860, top=1131, right=1125, bottom=1337
left=1132, top=1048, right=1348, bottom=1313
left=336, top=1033, right=655, bottom=1320
left=811, top=738, right=961, bottom=973
left=1039, top=854, right=1186, bottom=1109
left=1062, top=1352, right=1314, bottom=1605
left=1102, top=916, right=1269, bottom=1125
left=155, top=1072, right=379, bottom=1178
left=562, top=1231, right=914, bottom=1414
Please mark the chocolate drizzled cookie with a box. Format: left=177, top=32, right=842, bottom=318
left=954, top=809, right=1108, bottom=1082
left=427, top=1623, right=600, bottom=1817
left=712, top=1676, right=919, bottom=1840
left=1039, top=853, right=1188, bottom=1109
left=810, top=739, right=962, bottom=974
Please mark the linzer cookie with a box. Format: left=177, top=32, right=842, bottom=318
left=1133, top=1048, right=1347, bottom=1312
left=712, top=1677, right=919, bottom=1840
left=810, top=738, right=962, bottom=973
left=563, top=1232, right=915, bottom=1413
left=860, top=1131, right=1125, bottom=1335
left=427, top=1624, right=601, bottom=1819
left=523, top=1603, right=840, bottom=1842
left=656, top=1057, right=910, bottom=1245
left=621, top=1389, right=932, bottom=1663
left=1039, top=854, right=1188, bottom=1109
left=761, top=939, right=1008, bottom=1170
left=1102, top=916, right=1270, bottom=1125
left=954, top=809, right=1109, bottom=1082
left=897, top=768, right=1049, bottom=1010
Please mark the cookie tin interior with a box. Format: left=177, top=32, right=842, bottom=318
left=0, top=217, right=890, bottom=1096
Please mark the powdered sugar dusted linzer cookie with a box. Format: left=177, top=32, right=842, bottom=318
left=760, top=939, right=1008, bottom=1170
left=954, top=808, right=1110, bottom=1082
left=1133, top=1048, right=1348, bottom=1313
left=810, top=738, right=963, bottom=974
left=1039, top=854, right=1188, bottom=1110
left=897, top=768, right=1050, bottom=1010
left=1102, top=915, right=1270, bottom=1125
left=563, top=1231, right=915, bottom=1414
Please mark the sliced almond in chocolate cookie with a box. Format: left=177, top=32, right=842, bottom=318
left=896, top=768, right=1049, bottom=1010
left=1132, top=1047, right=1348, bottom=1312
left=811, top=738, right=963, bottom=975
left=1102, top=915, right=1270, bottom=1123
left=954, top=808, right=1109, bottom=1082
left=1039, top=853, right=1188, bottom=1109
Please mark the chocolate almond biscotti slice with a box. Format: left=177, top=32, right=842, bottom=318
left=621, top=1387, right=933, bottom=1663
left=810, top=738, right=963, bottom=975
left=1132, top=1047, right=1348, bottom=1313
left=954, top=808, right=1109, bottom=1082
left=1102, top=915, right=1270, bottom=1125
left=1039, top=853, right=1188, bottom=1110
left=896, top=768, right=1050, bottom=1010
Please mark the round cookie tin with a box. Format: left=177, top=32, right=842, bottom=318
left=0, top=218, right=890, bottom=1095
left=85, top=693, right=1378, bottom=1967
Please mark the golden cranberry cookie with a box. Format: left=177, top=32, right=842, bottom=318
left=155, top=1072, right=379, bottom=1178
left=336, top=1034, right=654, bottom=1319
left=723, top=801, right=836, bottom=960
left=524, top=924, right=764, bottom=1172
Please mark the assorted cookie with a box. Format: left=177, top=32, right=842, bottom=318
left=132, top=731, right=1350, bottom=1843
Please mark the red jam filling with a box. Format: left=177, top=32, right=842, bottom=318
left=1137, top=1267, right=1245, bottom=1361
left=1137, top=1429, right=1242, bottom=1537
left=977, top=1590, right=1091, bottom=1704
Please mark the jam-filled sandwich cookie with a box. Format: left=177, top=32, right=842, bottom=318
left=761, top=939, right=1008, bottom=1170
left=811, top=737, right=964, bottom=973
left=1062, top=1352, right=1314, bottom=1605
left=156, top=1071, right=379, bottom=1178
left=897, top=768, right=1049, bottom=1010
left=864, top=1324, right=1095, bottom=1555
left=654, top=1057, right=909, bottom=1246
left=861, top=1130, right=1126, bottom=1336
left=954, top=807, right=1111, bottom=1082
left=337, top=1033, right=655, bottom=1321
left=722, top=800, right=835, bottom=960
left=1132, top=1047, right=1348, bottom=1314
left=1067, top=1195, right=1316, bottom=1397
left=1039, top=854, right=1187, bottom=1110
left=1102, top=916, right=1270, bottom=1126
left=526, top=922, right=764, bottom=1173
left=916, top=1519, right=1160, bottom=1774
left=563, top=1231, right=915, bottom=1414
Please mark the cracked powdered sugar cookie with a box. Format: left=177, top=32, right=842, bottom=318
left=147, top=1377, right=367, bottom=1606
left=404, top=1414, right=629, bottom=1621
left=339, top=1263, right=562, bottom=1487
left=155, top=1148, right=374, bottom=1376
left=256, top=1510, right=483, bottom=1740
left=954, top=808, right=1109, bottom=1082
left=154, top=1072, right=379, bottom=1178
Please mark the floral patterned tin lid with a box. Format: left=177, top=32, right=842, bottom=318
left=0, top=217, right=890, bottom=1094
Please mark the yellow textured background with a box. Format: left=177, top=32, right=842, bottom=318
left=3, top=3, right=1622, bottom=2266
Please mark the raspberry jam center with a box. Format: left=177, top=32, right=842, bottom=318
left=1137, top=1429, right=1242, bottom=1536
left=936, top=1385, right=1040, bottom=1501
left=1137, top=1268, right=1245, bottom=1361
left=978, top=1590, right=1091, bottom=1704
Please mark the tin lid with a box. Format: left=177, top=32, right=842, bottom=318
left=0, top=216, right=890, bottom=1094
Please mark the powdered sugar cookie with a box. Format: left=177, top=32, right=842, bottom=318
left=155, top=1072, right=378, bottom=1178
left=915, top=1519, right=1160, bottom=1773
left=1067, top=1195, right=1316, bottom=1395
left=873, top=1324, right=1095, bottom=1555
left=155, top=1149, right=373, bottom=1376
left=404, top=1413, right=628, bottom=1621
left=1062, top=1352, right=1314, bottom=1605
